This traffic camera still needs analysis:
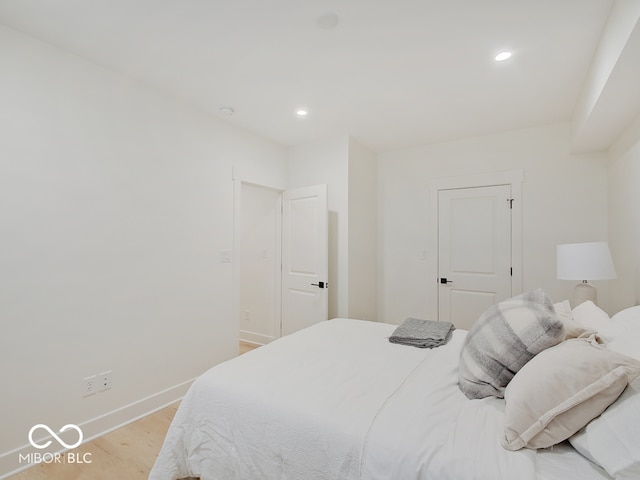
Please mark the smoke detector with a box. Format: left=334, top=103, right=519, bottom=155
left=316, top=12, right=339, bottom=30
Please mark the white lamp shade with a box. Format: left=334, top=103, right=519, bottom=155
left=557, top=242, right=617, bottom=281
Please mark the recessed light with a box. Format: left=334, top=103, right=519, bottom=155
left=495, top=51, right=512, bottom=62
left=296, top=109, right=308, bottom=117
left=219, top=106, right=234, bottom=116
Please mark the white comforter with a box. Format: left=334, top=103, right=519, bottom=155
left=149, top=319, right=610, bottom=480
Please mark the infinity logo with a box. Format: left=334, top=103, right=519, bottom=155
left=28, top=424, right=83, bottom=450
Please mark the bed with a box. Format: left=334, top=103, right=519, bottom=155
left=149, top=294, right=640, bottom=480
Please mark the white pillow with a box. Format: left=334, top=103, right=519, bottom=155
left=568, top=313, right=640, bottom=479
left=611, top=305, right=640, bottom=328
left=502, top=336, right=640, bottom=451
left=572, top=301, right=623, bottom=343
left=607, top=306, right=640, bottom=361
left=607, top=322, right=640, bottom=361
left=572, top=300, right=610, bottom=321
left=570, top=378, right=640, bottom=479
left=554, top=300, right=593, bottom=339
left=553, top=299, right=572, bottom=319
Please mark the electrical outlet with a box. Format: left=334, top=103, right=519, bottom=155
left=98, top=371, right=112, bottom=392
left=83, top=375, right=97, bottom=397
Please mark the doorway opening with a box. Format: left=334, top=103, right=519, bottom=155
left=234, top=181, right=329, bottom=347
left=238, top=182, right=282, bottom=345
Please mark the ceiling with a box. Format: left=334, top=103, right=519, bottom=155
left=0, top=0, right=615, bottom=152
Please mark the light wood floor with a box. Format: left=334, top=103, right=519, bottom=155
left=239, top=340, right=260, bottom=355
left=9, top=342, right=261, bottom=480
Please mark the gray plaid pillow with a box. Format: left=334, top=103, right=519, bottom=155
left=458, top=289, right=564, bottom=399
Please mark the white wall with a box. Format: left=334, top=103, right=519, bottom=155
left=377, top=123, right=610, bottom=324
left=607, top=115, right=640, bottom=312
left=571, top=0, right=640, bottom=314
left=572, top=0, right=640, bottom=151
left=347, top=139, right=378, bottom=320
left=0, top=25, right=286, bottom=476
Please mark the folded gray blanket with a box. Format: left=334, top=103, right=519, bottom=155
left=389, top=317, right=455, bottom=348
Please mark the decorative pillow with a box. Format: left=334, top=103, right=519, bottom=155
left=571, top=301, right=622, bottom=343
left=569, top=313, right=640, bottom=478
left=553, top=300, right=593, bottom=339
left=458, top=289, right=564, bottom=399
left=502, top=336, right=640, bottom=451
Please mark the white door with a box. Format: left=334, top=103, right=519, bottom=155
left=438, top=185, right=512, bottom=330
left=281, top=184, right=328, bottom=336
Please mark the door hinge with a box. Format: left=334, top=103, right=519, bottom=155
left=510, top=267, right=513, bottom=276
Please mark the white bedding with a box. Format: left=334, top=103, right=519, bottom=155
left=149, top=318, right=611, bottom=480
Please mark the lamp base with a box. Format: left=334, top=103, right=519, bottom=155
left=573, top=281, right=597, bottom=307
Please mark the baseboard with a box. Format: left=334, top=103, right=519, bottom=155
left=0, top=378, right=195, bottom=479
left=239, top=329, right=274, bottom=345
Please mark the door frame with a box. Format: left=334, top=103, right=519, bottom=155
left=429, top=169, right=524, bottom=319
left=233, top=177, right=329, bottom=344
left=233, top=177, right=285, bottom=346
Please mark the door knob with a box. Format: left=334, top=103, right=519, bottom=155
left=311, top=281, right=327, bottom=289
left=440, top=278, right=453, bottom=284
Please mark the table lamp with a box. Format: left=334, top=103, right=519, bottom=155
left=557, top=242, right=616, bottom=307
